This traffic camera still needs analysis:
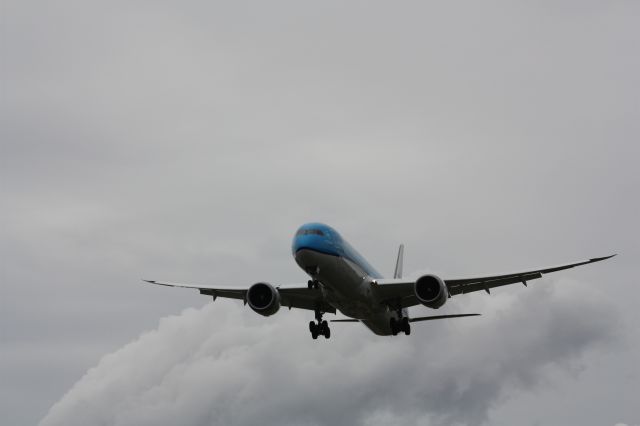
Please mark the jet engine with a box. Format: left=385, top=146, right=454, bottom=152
left=414, top=274, right=448, bottom=309
left=247, top=282, right=281, bottom=316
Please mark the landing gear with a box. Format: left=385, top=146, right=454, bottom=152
left=309, top=309, right=330, bottom=339
left=309, top=320, right=330, bottom=339
left=390, top=318, right=398, bottom=336
left=309, top=321, right=319, bottom=339
left=402, top=317, right=411, bottom=335
left=390, top=316, right=411, bottom=336
left=307, top=280, right=320, bottom=289
left=321, top=320, right=330, bottom=338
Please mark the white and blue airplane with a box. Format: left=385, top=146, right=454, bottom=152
left=145, top=223, right=614, bottom=339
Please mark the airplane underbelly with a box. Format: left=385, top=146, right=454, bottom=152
left=362, top=312, right=395, bottom=336
left=295, top=249, right=377, bottom=319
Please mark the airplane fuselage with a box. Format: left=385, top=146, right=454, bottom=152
left=292, top=223, right=406, bottom=335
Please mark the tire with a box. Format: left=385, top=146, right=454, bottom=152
left=309, top=321, right=316, bottom=333
left=402, top=317, right=410, bottom=335
left=390, top=318, right=398, bottom=336
left=324, top=327, right=331, bottom=339
left=321, top=320, right=329, bottom=333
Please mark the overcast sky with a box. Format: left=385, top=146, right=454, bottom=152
left=2, top=1, right=639, bottom=425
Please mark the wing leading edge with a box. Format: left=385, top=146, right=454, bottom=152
left=446, top=254, right=616, bottom=295
left=143, top=280, right=335, bottom=314
left=374, top=254, right=616, bottom=309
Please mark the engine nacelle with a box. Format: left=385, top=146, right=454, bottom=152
left=414, top=274, right=448, bottom=309
left=247, top=282, right=281, bottom=316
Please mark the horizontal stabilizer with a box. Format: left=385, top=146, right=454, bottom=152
left=410, top=313, right=480, bottom=322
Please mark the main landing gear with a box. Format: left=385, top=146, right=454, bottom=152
left=309, top=309, right=330, bottom=339
left=390, top=315, right=411, bottom=336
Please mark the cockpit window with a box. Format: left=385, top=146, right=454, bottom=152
left=296, top=229, right=325, bottom=236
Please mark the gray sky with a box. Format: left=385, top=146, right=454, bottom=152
left=2, top=1, right=639, bottom=425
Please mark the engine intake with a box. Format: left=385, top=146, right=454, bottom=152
left=414, top=274, right=447, bottom=309
left=247, top=282, right=281, bottom=316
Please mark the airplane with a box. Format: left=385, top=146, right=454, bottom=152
left=145, top=222, right=615, bottom=339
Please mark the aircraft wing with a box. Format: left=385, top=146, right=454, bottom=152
left=143, top=280, right=335, bottom=314
left=375, top=255, right=615, bottom=309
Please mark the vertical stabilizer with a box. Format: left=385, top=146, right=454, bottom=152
left=394, top=244, right=404, bottom=279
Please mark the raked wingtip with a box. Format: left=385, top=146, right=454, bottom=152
left=590, top=254, right=617, bottom=262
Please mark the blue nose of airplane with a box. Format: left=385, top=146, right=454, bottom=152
left=291, top=224, right=340, bottom=257
left=291, top=234, right=335, bottom=256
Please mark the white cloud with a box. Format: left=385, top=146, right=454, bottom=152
left=39, top=281, right=616, bottom=426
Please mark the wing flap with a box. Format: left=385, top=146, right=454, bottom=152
left=278, top=287, right=336, bottom=313
left=199, top=288, right=246, bottom=300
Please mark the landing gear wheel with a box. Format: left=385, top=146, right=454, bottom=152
left=309, top=321, right=319, bottom=339
left=402, top=317, right=411, bottom=335
left=320, top=320, right=330, bottom=339
left=310, top=309, right=330, bottom=339
left=390, top=318, right=399, bottom=336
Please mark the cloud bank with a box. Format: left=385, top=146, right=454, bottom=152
left=40, top=280, right=617, bottom=426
